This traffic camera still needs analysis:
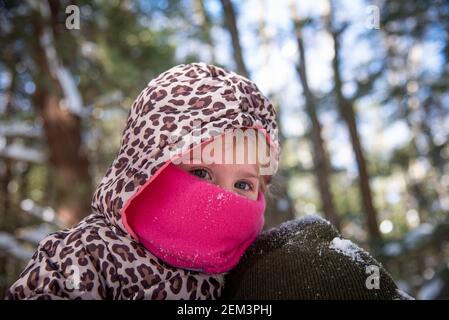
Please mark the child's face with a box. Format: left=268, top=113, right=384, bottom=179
left=176, top=134, right=262, bottom=200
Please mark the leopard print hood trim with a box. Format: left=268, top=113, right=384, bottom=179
left=6, top=63, right=279, bottom=300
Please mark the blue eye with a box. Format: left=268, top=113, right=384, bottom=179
left=235, top=181, right=252, bottom=191
left=190, top=168, right=212, bottom=180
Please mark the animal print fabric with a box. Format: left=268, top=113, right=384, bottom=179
left=5, top=63, right=280, bottom=300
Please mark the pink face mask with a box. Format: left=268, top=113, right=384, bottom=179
left=123, top=162, right=266, bottom=274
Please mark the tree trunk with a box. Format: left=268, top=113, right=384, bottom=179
left=219, top=0, right=250, bottom=78
left=32, top=89, right=92, bottom=226
left=326, top=1, right=380, bottom=240
left=290, top=0, right=341, bottom=230
left=339, top=99, right=380, bottom=239
left=30, top=2, right=92, bottom=226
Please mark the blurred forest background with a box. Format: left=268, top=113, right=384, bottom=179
left=1, top=0, right=449, bottom=299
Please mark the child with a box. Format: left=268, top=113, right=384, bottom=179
left=6, top=63, right=280, bottom=300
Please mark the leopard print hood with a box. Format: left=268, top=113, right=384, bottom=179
left=6, top=63, right=279, bottom=300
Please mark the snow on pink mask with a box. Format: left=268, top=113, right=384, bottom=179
left=123, top=162, right=266, bottom=274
